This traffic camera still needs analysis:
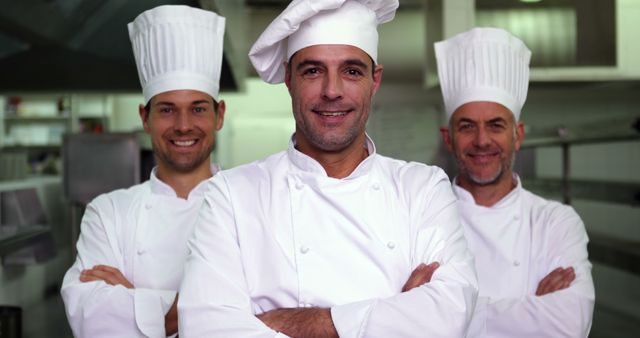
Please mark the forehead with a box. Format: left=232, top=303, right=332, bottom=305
left=291, top=44, right=372, bottom=66
left=150, top=90, right=213, bottom=105
left=451, top=101, right=515, bottom=123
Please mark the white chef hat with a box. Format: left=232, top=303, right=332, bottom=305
left=249, top=0, right=398, bottom=84
left=128, top=5, right=225, bottom=103
left=435, top=27, right=531, bottom=121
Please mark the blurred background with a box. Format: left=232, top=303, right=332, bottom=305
left=0, top=0, right=638, bottom=337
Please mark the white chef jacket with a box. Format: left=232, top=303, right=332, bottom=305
left=453, top=177, right=595, bottom=338
left=61, top=165, right=218, bottom=338
left=179, top=135, right=478, bottom=338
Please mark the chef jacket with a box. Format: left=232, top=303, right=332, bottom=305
left=453, top=177, right=595, bottom=337
left=61, top=165, right=218, bottom=338
left=179, top=135, right=478, bottom=338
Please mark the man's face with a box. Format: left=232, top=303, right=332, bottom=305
left=139, top=90, right=225, bottom=174
left=441, top=101, right=524, bottom=187
left=284, top=44, right=383, bottom=153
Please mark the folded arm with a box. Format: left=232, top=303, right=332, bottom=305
left=61, top=199, right=177, bottom=338
left=470, top=205, right=595, bottom=337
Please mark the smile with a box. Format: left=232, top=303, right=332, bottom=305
left=313, top=110, right=351, bottom=117
left=172, top=139, right=197, bottom=147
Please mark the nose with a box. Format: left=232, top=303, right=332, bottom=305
left=174, top=110, right=194, bottom=133
left=321, top=71, right=343, bottom=101
left=473, top=126, right=491, bottom=148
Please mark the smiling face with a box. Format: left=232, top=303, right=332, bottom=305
left=441, top=101, right=524, bottom=189
left=139, top=89, right=225, bottom=175
left=284, top=44, right=383, bottom=155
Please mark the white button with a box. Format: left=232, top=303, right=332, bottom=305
left=137, top=247, right=145, bottom=255
left=300, top=246, right=310, bottom=254
left=145, top=203, right=153, bottom=210
left=372, top=183, right=380, bottom=190
left=513, top=214, right=519, bottom=221
left=296, top=182, right=304, bottom=190
left=387, top=241, right=396, bottom=249
left=513, top=260, right=520, bottom=266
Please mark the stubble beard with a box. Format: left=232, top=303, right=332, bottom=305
left=153, top=139, right=215, bottom=174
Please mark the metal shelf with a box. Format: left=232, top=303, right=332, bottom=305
left=588, top=232, right=640, bottom=276
left=522, top=117, right=640, bottom=148
left=523, top=178, right=640, bottom=207
left=0, top=225, right=51, bottom=257
left=4, top=116, right=69, bottom=123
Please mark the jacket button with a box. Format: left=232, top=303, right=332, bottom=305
left=295, top=182, right=304, bottom=190
left=513, top=260, right=520, bottom=266
left=145, top=203, right=153, bottom=210
left=387, top=241, right=396, bottom=249
left=300, top=246, right=310, bottom=254
left=372, top=183, right=380, bottom=190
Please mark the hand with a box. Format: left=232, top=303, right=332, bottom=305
left=535, top=267, right=575, bottom=296
left=257, top=308, right=338, bottom=337
left=165, top=294, right=179, bottom=336
left=402, top=262, right=440, bottom=292
left=79, top=265, right=134, bottom=289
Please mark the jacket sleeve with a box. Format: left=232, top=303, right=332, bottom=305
left=467, top=203, right=595, bottom=338
left=331, top=172, right=479, bottom=337
left=178, top=176, right=289, bottom=338
left=60, top=196, right=177, bottom=338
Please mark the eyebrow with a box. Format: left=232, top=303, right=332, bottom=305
left=296, top=59, right=323, bottom=72
left=295, top=58, right=370, bottom=72
left=343, top=59, right=369, bottom=70
left=153, top=100, right=211, bottom=107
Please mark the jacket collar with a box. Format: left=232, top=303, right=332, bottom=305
left=452, top=174, right=522, bottom=209
left=149, top=164, right=220, bottom=199
left=286, top=133, right=377, bottom=179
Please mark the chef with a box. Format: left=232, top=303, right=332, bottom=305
left=436, top=27, right=595, bottom=337
left=60, top=5, right=226, bottom=338
left=178, top=1, right=478, bottom=337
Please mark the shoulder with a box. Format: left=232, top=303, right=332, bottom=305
left=87, top=181, right=150, bottom=213
left=374, top=154, right=451, bottom=187
left=522, top=187, right=584, bottom=230
left=372, top=155, right=455, bottom=207
left=210, top=151, right=288, bottom=194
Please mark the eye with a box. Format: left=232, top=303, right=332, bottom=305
left=458, top=123, right=474, bottom=132
left=345, top=68, right=364, bottom=77
left=193, top=106, right=207, bottom=113
left=302, top=67, right=320, bottom=77
left=488, top=121, right=506, bottom=131
left=159, top=107, right=173, bottom=114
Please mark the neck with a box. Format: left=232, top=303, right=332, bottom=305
left=457, top=172, right=517, bottom=207
left=296, top=133, right=368, bottom=179
left=155, top=160, right=213, bottom=199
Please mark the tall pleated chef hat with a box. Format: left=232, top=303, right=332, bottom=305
left=128, top=5, right=225, bottom=103
left=435, top=27, right=531, bottom=121
left=249, top=0, right=399, bottom=84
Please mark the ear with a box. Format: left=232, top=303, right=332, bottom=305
left=514, top=121, right=525, bottom=151
left=371, top=64, right=384, bottom=96
left=440, top=126, right=454, bottom=153
left=215, top=100, right=226, bottom=131
left=138, top=103, right=150, bottom=132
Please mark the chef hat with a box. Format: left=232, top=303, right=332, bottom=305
left=128, top=5, right=225, bottom=103
left=249, top=0, right=398, bottom=84
left=435, top=27, right=531, bottom=121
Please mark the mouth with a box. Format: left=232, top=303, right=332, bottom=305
left=467, top=151, right=500, bottom=164
left=313, top=110, right=350, bottom=117
left=171, top=139, right=198, bottom=147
